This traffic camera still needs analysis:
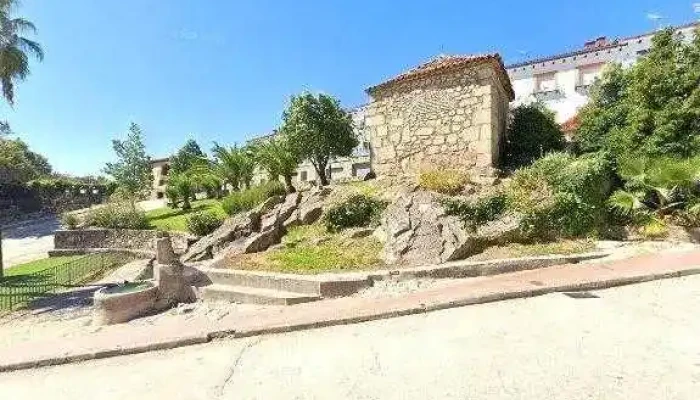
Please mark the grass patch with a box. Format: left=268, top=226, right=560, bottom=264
left=1, top=253, right=134, bottom=311
left=224, top=224, right=384, bottom=274
left=5, top=256, right=85, bottom=276
left=145, top=199, right=225, bottom=232
left=466, top=240, right=598, bottom=261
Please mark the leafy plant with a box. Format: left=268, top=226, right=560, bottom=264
left=0, top=0, right=44, bottom=105
left=85, top=202, right=150, bottom=230
left=186, top=211, right=223, bottom=236
left=60, top=213, right=79, bottom=230
left=443, top=193, right=507, bottom=230
left=281, top=92, right=358, bottom=186
left=103, top=123, right=152, bottom=202
left=212, top=143, right=256, bottom=191
left=607, top=156, right=700, bottom=233
left=324, top=194, right=387, bottom=232
left=221, top=181, right=285, bottom=216
left=253, top=134, right=300, bottom=193
left=502, top=103, right=565, bottom=169
left=418, top=169, right=470, bottom=195
left=575, top=27, right=700, bottom=161
left=506, top=152, right=614, bottom=239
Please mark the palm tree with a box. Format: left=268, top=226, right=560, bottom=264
left=212, top=143, right=257, bottom=193
left=0, top=0, right=43, bottom=105
left=254, top=135, right=300, bottom=193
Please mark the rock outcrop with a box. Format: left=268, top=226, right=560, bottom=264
left=380, top=190, right=522, bottom=266
left=182, top=189, right=333, bottom=262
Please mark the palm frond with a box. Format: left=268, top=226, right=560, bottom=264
left=17, top=37, right=42, bottom=60
left=607, top=190, right=646, bottom=216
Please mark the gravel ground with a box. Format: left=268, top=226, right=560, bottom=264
left=1, top=275, right=699, bottom=399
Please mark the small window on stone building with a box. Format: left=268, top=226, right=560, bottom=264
left=300, top=171, right=308, bottom=181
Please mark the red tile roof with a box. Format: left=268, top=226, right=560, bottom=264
left=366, top=54, right=515, bottom=100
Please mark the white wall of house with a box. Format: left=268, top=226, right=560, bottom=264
left=507, top=22, right=698, bottom=123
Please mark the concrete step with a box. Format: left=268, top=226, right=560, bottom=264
left=205, top=269, right=321, bottom=295
left=203, top=268, right=371, bottom=297
left=202, top=284, right=322, bottom=306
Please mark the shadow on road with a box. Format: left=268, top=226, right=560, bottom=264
left=1, top=217, right=60, bottom=240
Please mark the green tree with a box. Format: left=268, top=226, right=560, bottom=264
left=254, top=135, right=299, bottom=193
left=0, top=0, right=43, bottom=105
left=281, top=92, right=357, bottom=186
left=0, top=137, right=51, bottom=184
left=575, top=27, right=700, bottom=160
left=212, top=143, right=256, bottom=192
left=103, top=123, right=152, bottom=202
left=170, top=139, right=205, bottom=175
left=502, top=103, right=565, bottom=169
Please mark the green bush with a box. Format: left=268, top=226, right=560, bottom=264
left=503, top=152, right=614, bottom=240
left=61, top=213, right=79, bottom=230
left=502, top=103, right=565, bottom=169
left=186, top=211, right=224, bottom=236
left=221, top=181, right=285, bottom=216
left=324, top=194, right=387, bottom=232
left=85, top=202, right=150, bottom=230
left=443, top=193, right=508, bottom=230
left=418, top=169, right=470, bottom=195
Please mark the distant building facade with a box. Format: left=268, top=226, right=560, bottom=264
left=506, top=22, right=699, bottom=124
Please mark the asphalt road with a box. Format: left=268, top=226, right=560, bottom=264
left=1, top=216, right=59, bottom=268
left=1, top=275, right=699, bottom=399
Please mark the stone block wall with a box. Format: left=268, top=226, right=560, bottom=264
left=54, top=229, right=193, bottom=254
left=364, top=64, right=509, bottom=176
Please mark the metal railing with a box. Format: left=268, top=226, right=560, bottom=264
left=0, top=252, right=134, bottom=311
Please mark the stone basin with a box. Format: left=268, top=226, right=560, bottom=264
left=92, top=282, right=157, bottom=325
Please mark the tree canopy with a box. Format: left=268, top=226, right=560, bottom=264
left=575, top=27, right=700, bottom=161
left=502, top=103, right=565, bottom=170
left=0, top=0, right=43, bottom=105
left=281, top=92, right=357, bottom=186
left=170, top=139, right=206, bottom=175
left=253, top=134, right=299, bottom=193
left=0, top=137, right=51, bottom=184
left=103, top=123, right=152, bottom=199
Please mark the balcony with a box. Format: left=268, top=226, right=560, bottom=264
left=533, top=88, right=564, bottom=101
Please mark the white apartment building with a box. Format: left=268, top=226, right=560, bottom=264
left=506, top=22, right=698, bottom=125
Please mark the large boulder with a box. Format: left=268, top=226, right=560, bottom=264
left=298, top=186, right=332, bottom=224
left=181, top=195, right=285, bottom=262
left=380, top=191, right=522, bottom=266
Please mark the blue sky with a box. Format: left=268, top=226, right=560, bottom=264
left=1, top=0, right=697, bottom=175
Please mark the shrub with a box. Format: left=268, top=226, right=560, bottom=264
left=61, top=213, right=79, bottom=230
left=85, top=202, right=150, bottom=230
left=324, top=194, right=387, bottom=232
left=502, top=103, right=565, bottom=170
left=221, top=181, right=285, bottom=216
left=506, top=152, right=614, bottom=239
left=186, top=211, right=224, bottom=236
left=443, top=193, right=508, bottom=230
left=418, top=169, right=470, bottom=195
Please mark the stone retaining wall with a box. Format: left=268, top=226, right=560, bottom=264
left=54, top=229, right=193, bottom=254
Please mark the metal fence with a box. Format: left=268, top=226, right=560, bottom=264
left=0, top=252, right=134, bottom=311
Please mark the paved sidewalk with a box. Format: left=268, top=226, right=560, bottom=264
left=1, top=248, right=699, bottom=372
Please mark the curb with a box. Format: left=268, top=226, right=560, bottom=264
left=2, top=265, right=699, bottom=373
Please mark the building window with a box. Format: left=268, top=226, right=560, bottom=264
left=300, top=171, right=308, bottom=182
left=161, top=165, right=169, bottom=176
left=535, top=72, right=557, bottom=92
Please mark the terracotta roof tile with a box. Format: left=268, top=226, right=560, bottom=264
left=366, top=53, right=515, bottom=100
left=560, top=114, right=580, bottom=134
